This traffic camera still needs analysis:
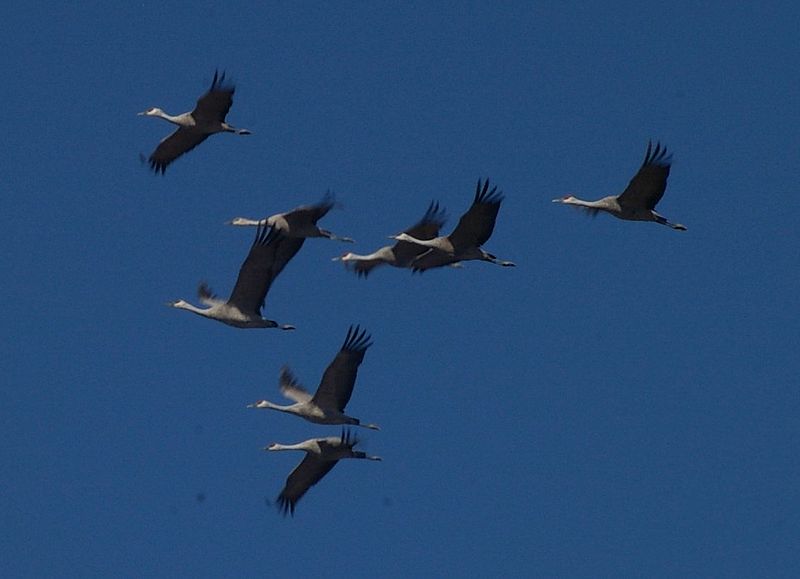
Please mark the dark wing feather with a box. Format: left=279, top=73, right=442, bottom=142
left=276, top=455, right=339, bottom=516
left=311, top=326, right=372, bottom=411
left=448, top=179, right=503, bottom=251
left=616, top=141, right=672, bottom=210
left=227, top=224, right=286, bottom=314
left=393, top=201, right=447, bottom=266
left=284, top=192, right=336, bottom=227
left=352, top=258, right=384, bottom=278
left=269, top=235, right=305, bottom=281
left=148, top=127, right=209, bottom=174
left=411, top=248, right=460, bottom=272
left=192, top=70, right=235, bottom=123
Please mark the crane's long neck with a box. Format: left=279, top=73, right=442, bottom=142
left=395, top=233, right=438, bottom=248
left=567, top=196, right=606, bottom=209
left=250, top=399, right=297, bottom=413
left=343, top=247, right=394, bottom=263
left=170, top=299, right=211, bottom=317
left=269, top=442, right=311, bottom=452
left=155, top=110, right=186, bottom=125
left=228, top=217, right=266, bottom=226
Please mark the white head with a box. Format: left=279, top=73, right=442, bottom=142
left=332, top=252, right=356, bottom=262
left=552, top=194, right=578, bottom=204
left=248, top=399, right=270, bottom=409
left=138, top=107, right=164, bottom=117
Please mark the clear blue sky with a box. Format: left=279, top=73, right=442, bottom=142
left=3, top=2, right=799, bottom=577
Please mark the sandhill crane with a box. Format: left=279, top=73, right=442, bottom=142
left=139, top=71, right=251, bottom=174
left=267, top=429, right=381, bottom=516
left=249, top=326, right=379, bottom=428
left=552, top=141, right=687, bottom=230
left=390, top=179, right=516, bottom=271
left=332, top=201, right=450, bottom=277
left=226, top=193, right=354, bottom=242
left=169, top=223, right=298, bottom=329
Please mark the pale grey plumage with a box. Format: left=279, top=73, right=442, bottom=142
left=139, top=70, right=251, bottom=174
left=334, top=201, right=448, bottom=276
left=227, top=192, right=354, bottom=242
left=552, top=141, right=687, bottom=230
left=249, top=326, right=379, bottom=428
left=267, top=429, right=381, bottom=516
left=390, top=179, right=516, bottom=271
left=169, top=222, right=298, bottom=329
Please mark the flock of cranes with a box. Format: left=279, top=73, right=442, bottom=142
left=141, top=71, right=687, bottom=516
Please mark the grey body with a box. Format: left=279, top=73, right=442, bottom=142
left=139, top=71, right=251, bottom=174
left=267, top=430, right=381, bottom=516
left=169, top=223, right=298, bottom=329
left=552, top=141, right=687, bottom=231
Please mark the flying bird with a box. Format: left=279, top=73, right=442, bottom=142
left=169, top=223, right=298, bottom=329
left=390, top=179, right=516, bottom=271
left=266, top=429, right=381, bottom=516
left=139, top=71, right=251, bottom=174
left=333, top=201, right=449, bottom=277
left=249, top=326, right=379, bottom=429
left=552, top=141, right=687, bottom=230
left=227, top=192, right=354, bottom=242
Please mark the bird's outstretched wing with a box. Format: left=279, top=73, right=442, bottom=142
left=227, top=223, right=285, bottom=315
left=279, top=366, right=312, bottom=403
left=276, top=454, right=338, bottom=516
left=197, top=282, right=225, bottom=306
left=148, top=128, right=209, bottom=174
left=193, top=70, right=235, bottom=123
left=312, top=326, right=372, bottom=411
left=448, top=179, right=503, bottom=251
left=617, top=141, right=672, bottom=210
left=393, top=201, right=447, bottom=266
left=350, top=255, right=386, bottom=278
left=283, top=192, right=336, bottom=229
left=410, top=248, right=460, bottom=272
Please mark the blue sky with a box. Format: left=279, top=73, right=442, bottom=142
left=3, top=2, right=799, bottom=577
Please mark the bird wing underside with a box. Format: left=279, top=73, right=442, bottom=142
left=411, top=248, right=460, bottom=271
left=393, top=201, right=448, bottom=265
left=279, top=366, right=313, bottom=403
left=193, top=70, right=235, bottom=123
left=352, top=256, right=386, bottom=277
left=405, top=200, right=447, bottom=240
left=617, top=141, right=672, bottom=210
left=227, top=224, right=289, bottom=314
left=448, top=178, right=503, bottom=251
left=276, top=455, right=338, bottom=516
left=284, top=194, right=336, bottom=228
left=148, top=127, right=209, bottom=174
left=312, top=326, right=372, bottom=411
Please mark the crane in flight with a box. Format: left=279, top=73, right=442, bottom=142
left=249, top=326, right=379, bottom=429
left=139, top=70, right=251, bottom=174
left=390, top=179, right=516, bottom=271
left=333, top=201, right=450, bottom=276
left=227, top=193, right=354, bottom=243
left=168, top=223, right=298, bottom=329
left=266, top=430, right=381, bottom=516
left=552, top=141, right=687, bottom=230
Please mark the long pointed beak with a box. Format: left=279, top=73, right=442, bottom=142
left=551, top=198, right=563, bottom=203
